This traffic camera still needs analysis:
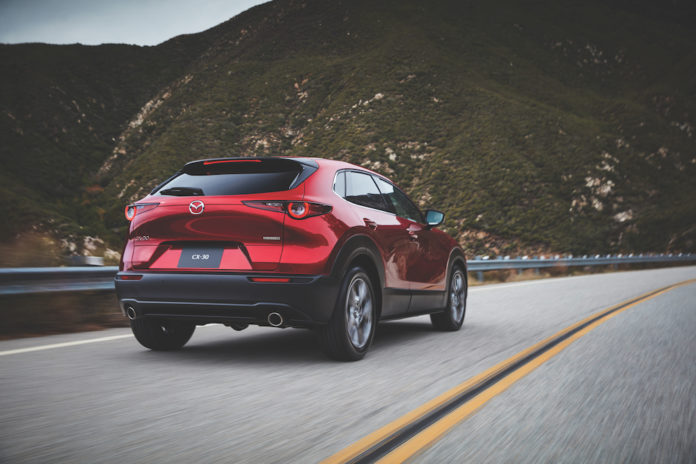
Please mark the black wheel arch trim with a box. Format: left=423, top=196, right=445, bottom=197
left=439, top=247, right=468, bottom=309
left=329, top=234, right=385, bottom=283
left=447, top=247, right=468, bottom=276
left=328, top=234, right=386, bottom=317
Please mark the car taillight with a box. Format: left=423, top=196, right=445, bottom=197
left=243, top=200, right=332, bottom=219
left=287, top=202, right=309, bottom=219
left=125, top=205, right=136, bottom=221
left=242, top=201, right=286, bottom=213
left=287, top=201, right=332, bottom=219
left=125, top=203, right=159, bottom=221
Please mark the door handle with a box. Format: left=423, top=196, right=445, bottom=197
left=363, top=218, right=378, bottom=230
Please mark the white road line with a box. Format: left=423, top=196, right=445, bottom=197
left=0, top=280, right=561, bottom=358
left=470, top=279, right=555, bottom=292
left=0, top=334, right=133, bottom=357
left=0, top=324, right=222, bottom=357
left=0, top=279, right=582, bottom=358
left=0, top=281, right=562, bottom=357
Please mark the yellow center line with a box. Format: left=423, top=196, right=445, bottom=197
left=322, top=279, right=696, bottom=464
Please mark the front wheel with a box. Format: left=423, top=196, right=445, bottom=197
left=320, top=266, right=377, bottom=361
left=130, top=318, right=196, bottom=350
left=431, top=266, right=467, bottom=331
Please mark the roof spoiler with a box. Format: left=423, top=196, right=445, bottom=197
left=154, top=157, right=318, bottom=192
left=182, top=156, right=318, bottom=171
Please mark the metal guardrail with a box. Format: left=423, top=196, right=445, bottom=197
left=0, top=266, right=119, bottom=295
left=466, top=254, right=696, bottom=271
left=0, top=254, right=694, bottom=295
left=466, top=254, right=696, bottom=281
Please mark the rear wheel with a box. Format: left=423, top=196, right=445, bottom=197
left=431, top=266, right=467, bottom=331
left=130, top=318, right=196, bottom=350
left=320, top=266, right=377, bottom=361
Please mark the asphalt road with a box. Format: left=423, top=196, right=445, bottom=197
left=1, top=266, right=695, bottom=463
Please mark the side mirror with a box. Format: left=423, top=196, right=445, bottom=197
left=424, top=209, right=444, bottom=228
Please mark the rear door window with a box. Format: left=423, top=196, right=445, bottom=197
left=333, top=171, right=346, bottom=197
left=373, top=176, right=423, bottom=223
left=344, top=171, right=389, bottom=211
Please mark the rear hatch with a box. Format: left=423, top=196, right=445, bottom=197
left=127, top=158, right=317, bottom=271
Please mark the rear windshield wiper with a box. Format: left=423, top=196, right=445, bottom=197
left=158, top=187, right=204, bottom=196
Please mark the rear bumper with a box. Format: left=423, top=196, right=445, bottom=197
left=115, top=272, right=340, bottom=327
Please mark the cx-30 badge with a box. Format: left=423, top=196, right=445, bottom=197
left=189, top=200, right=205, bottom=215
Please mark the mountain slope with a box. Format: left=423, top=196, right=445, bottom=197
left=0, top=31, right=218, bottom=242
left=2, top=0, right=695, bottom=260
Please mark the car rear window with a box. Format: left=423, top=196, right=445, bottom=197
left=154, top=159, right=307, bottom=196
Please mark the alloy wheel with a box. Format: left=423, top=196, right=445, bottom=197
left=449, top=270, right=466, bottom=323
left=345, top=276, right=374, bottom=349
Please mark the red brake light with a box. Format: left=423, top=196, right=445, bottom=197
left=118, top=274, right=143, bottom=280
left=287, top=202, right=332, bottom=219
left=242, top=201, right=286, bottom=213
left=287, top=202, right=310, bottom=219
left=243, top=200, right=331, bottom=219
left=125, top=203, right=159, bottom=221
left=203, top=159, right=261, bottom=165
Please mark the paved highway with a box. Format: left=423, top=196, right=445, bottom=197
left=1, top=266, right=695, bottom=463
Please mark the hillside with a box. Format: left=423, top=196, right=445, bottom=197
left=0, top=29, right=222, bottom=255
left=1, top=0, right=695, bottom=263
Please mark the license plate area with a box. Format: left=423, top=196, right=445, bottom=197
left=177, top=247, right=224, bottom=269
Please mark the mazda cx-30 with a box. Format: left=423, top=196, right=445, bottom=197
left=115, top=157, right=467, bottom=360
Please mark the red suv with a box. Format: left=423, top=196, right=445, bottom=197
left=115, top=157, right=467, bottom=360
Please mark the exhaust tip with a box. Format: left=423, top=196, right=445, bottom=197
left=267, top=312, right=283, bottom=327
left=126, top=306, right=137, bottom=320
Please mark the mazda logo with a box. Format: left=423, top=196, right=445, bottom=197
left=189, top=200, right=205, bottom=215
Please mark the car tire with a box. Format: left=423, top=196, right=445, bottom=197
left=130, top=318, right=196, bottom=350
left=320, top=266, right=377, bottom=361
left=431, top=265, right=467, bottom=331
